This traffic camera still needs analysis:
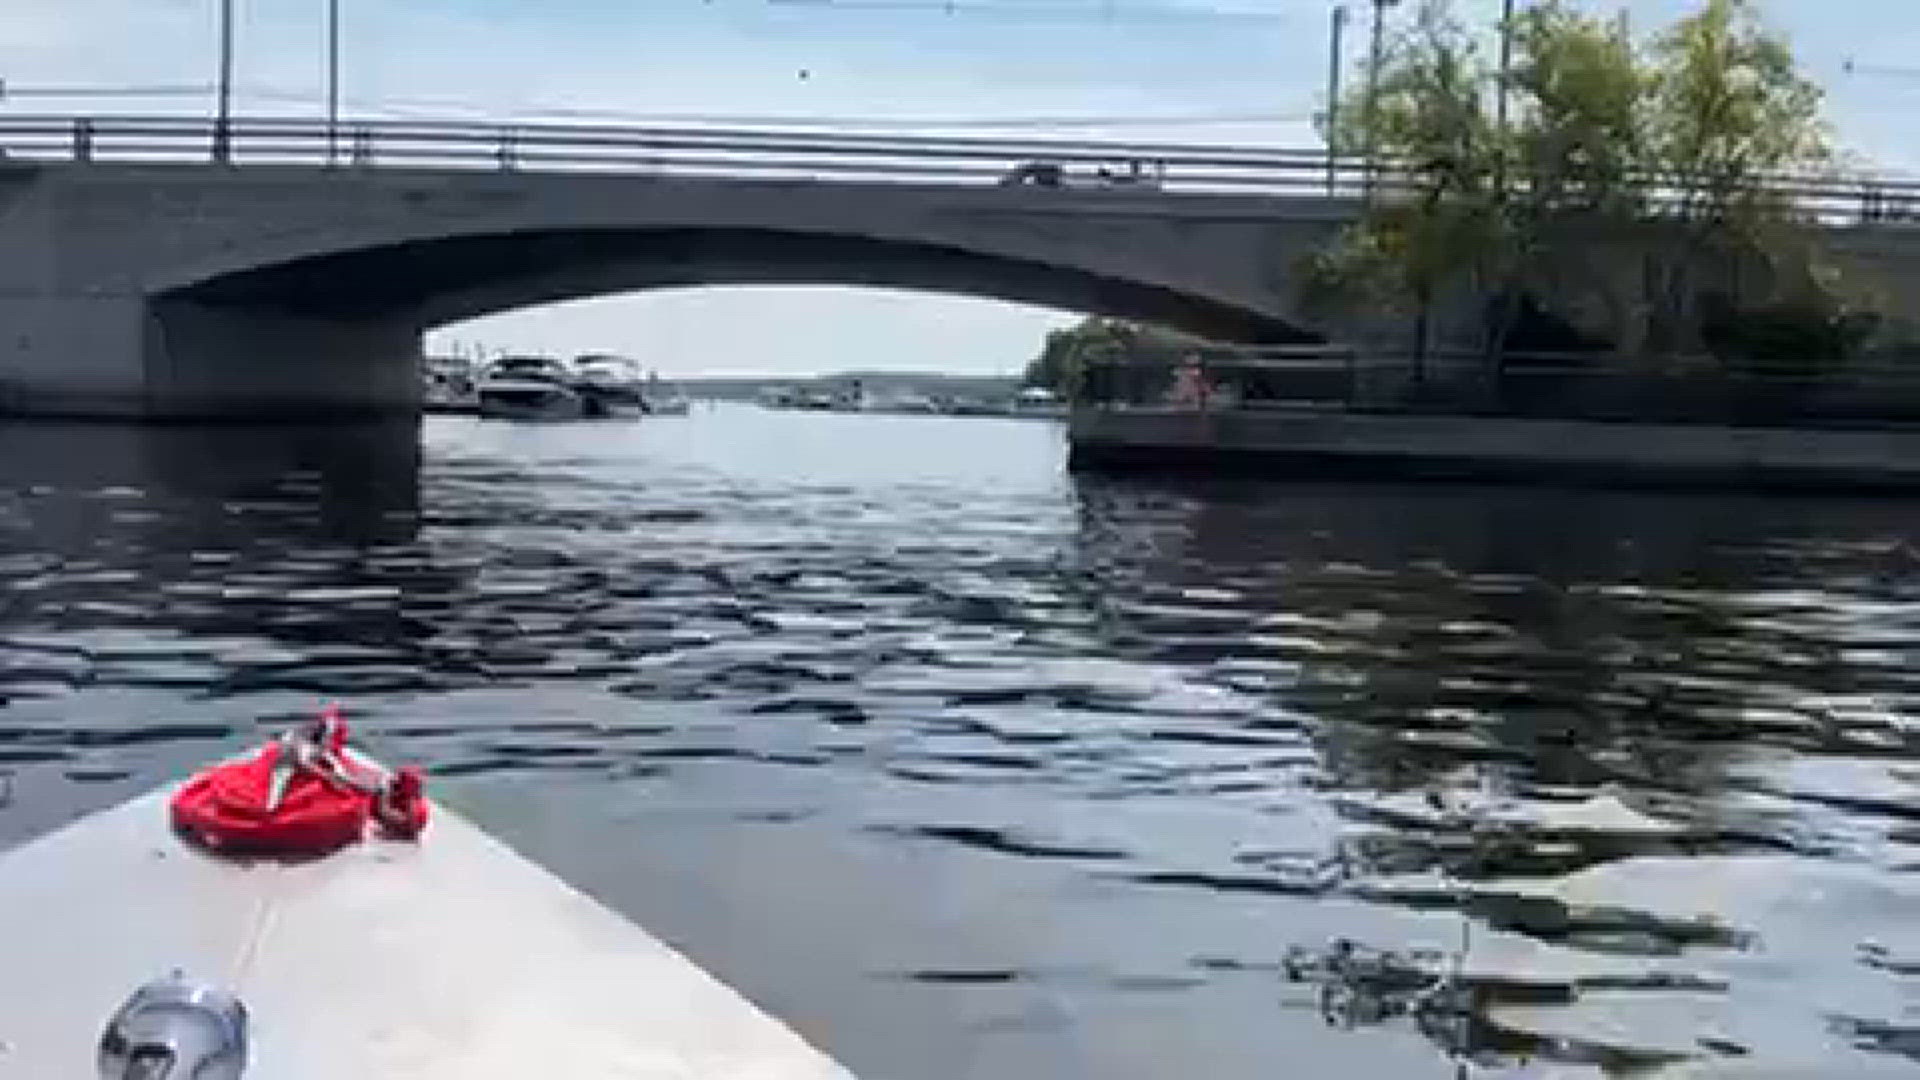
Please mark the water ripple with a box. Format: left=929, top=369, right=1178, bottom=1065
left=4, top=415, right=1920, bottom=1077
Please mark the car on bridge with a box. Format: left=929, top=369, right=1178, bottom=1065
left=999, top=161, right=1066, bottom=188
left=999, top=159, right=1164, bottom=190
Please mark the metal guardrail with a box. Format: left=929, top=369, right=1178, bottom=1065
left=0, top=114, right=1373, bottom=197
left=3, top=115, right=1920, bottom=224
left=1080, top=350, right=1920, bottom=428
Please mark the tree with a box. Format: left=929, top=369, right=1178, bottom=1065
left=1023, top=316, right=1202, bottom=401
left=1470, top=0, right=1653, bottom=361
left=1508, top=0, right=1647, bottom=217
left=1639, top=0, right=1832, bottom=354
left=1649, top=0, right=1827, bottom=218
left=1310, top=0, right=1510, bottom=365
left=1024, top=326, right=1085, bottom=397
left=1306, top=0, right=1854, bottom=370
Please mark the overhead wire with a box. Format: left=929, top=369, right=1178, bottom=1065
left=1844, top=58, right=1920, bottom=82
left=758, top=0, right=1291, bottom=21
left=233, top=85, right=1315, bottom=131
left=0, top=83, right=214, bottom=99
left=0, top=82, right=1315, bottom=137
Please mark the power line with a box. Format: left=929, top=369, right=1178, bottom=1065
left=760, top=0, right=1292, bottom=21
left=0, top=80, right=1319, bottom=135
left=7, top=88, right=1318, bottom=133
left=1845, top=58, right=1920, bottom=82
left=472, top=110, right=1318, bottom=129
left=0, top=83, right=213, bottom=99
left=238, top=86, right=1316, bottom=129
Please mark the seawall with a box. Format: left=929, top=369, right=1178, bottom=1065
left=1068, top=407, right=1920, bottom=492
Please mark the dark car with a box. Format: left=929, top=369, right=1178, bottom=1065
left=999, top=161, right=1065, bottom=188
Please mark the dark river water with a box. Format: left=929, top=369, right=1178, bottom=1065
left=5, top=406, right=1920, bottom=1077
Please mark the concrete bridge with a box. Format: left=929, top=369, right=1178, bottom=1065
left=0, top=116, right=1915, bottom=419
left=0, top=117, right=1372, bottom=418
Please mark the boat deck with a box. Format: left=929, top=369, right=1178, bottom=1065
left=0, top=791, right=854, bottom=1079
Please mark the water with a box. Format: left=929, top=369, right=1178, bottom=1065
left=5, top=407, right=1920, bottom=1077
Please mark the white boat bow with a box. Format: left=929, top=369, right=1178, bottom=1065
left=0, top=784, right=855, bottom=1079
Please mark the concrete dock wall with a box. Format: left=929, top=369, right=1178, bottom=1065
left=1069, top=407, right=1920, bottom=491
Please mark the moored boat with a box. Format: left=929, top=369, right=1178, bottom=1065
left=946, top=397, right=1008, bottom=417
left=571, top=354, right=652, bottom=418
left=476, top=355, right=586, bottom=420
left=868, top=391, right=941, bottom=415
left=1010, top=387, right=1069, bottom=418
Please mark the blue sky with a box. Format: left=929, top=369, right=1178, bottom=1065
left=5, top=0, right=1917, bottom=376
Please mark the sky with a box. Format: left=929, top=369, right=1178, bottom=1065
left=5, top=0, right=1919, bottom=376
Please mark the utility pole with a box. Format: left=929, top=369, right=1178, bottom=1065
left=213, top=0, right=235, bottom=162
left=1325, top=5, right=1348, bottom=196
left=1363, top=0, right=1398, bottom=197
left=1495, top=0, right=1516, bottom=136
left=1365, top=0, right=1396, bottom=115
left=1494, top=0, right=1518, bottom=204
left=327, top=0, right=340, bottom=165
left=1489, top=0, right=1521, bottom=393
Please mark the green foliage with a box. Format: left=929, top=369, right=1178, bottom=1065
left=1022, top=316, right=1201, bottom=399
left=1308, top=0, right=1850, bottom=364
left=1318, top=1, right=1511, bottom=323
left=1509, top=1, right=1646, bottom=215
left=1025, top=326, right=1086, bottom=397
left=1649, top=0, right=1828, bottom=219
left=1700, top=295, right=1877, bottom=368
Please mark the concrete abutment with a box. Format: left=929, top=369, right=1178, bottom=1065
left=0, top=292, right=418, bottom=420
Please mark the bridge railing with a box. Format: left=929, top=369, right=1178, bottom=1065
left=1080, top=349, right=1920, bottom=428
left=0, top=114, right=1370, bottom=197
left=4, top=115, right=1920, bottom=224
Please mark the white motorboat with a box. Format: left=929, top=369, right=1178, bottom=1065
left=868, top=392, right=941, bottom=415
left=571, top=355, right=652, bottom=418
left=1010, top=387, right=1069, bottom=418
left=476, top=356, right=586, bottom=420
left=0, top=722, right=855, bottom=1079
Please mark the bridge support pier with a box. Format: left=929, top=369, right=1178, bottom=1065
left=0, top=294, right=420, bottom=420
left=146, top=301, right=421, bottom=420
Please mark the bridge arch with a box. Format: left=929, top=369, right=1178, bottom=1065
left=158, top=224, right=1318, bottom=345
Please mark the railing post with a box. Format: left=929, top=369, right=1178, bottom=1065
left=351, top=126, right=372, bottom=167
left=497, top=128, right=516, bottom=171
left=211, top=119, right=232, bottom=165
left=71, top=118, right=93, bottom=163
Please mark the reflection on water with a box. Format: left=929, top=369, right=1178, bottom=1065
left=5, top=408, right=1920, bottom=1077
left=0, top=422, right=422, bottom=551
